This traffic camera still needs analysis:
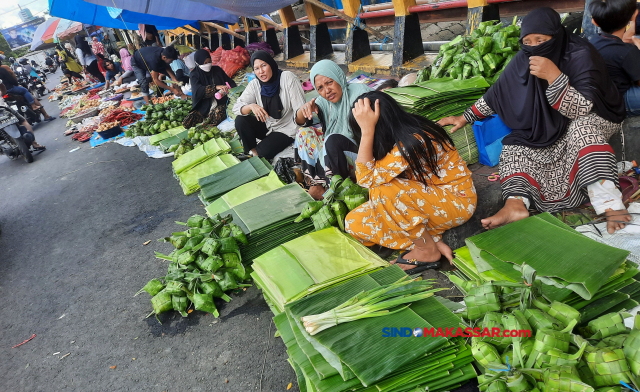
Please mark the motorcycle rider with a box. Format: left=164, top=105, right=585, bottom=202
left=0, top=64, right=55, bottom=122
left=0, top=79, right=46, bottom=151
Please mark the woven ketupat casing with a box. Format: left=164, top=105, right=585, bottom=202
left=585, top=348, right=631, bottom=387
left=464, top=283, right=501, bottom=320
left=543, top=365, right=595, bottom=392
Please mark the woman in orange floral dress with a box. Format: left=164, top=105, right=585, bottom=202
left=345, top=91, right=476, bottom=274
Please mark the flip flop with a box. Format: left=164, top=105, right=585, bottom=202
left=395, top=251, right=446, bottom=274
left=33, top=146, right=46, bottom=152
left=44, top=117, right=56, bottom=122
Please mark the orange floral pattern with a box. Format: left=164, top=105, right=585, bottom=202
left=345, top=141, right=477, bottom=250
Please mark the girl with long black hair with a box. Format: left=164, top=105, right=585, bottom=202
left=74, top=36, right=105, bottom=83
left=345, top=91, right=476, bottom=274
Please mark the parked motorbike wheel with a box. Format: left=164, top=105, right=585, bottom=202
left=15, top=137, right=33, bottom=163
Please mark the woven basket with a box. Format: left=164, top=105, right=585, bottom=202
left=71, top=108, right=99, bottom=124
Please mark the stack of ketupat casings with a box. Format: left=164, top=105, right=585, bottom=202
left=384, top=76, right=489, bottom=122
left=205, top=171, right=284, bottom=216
left=449, top=213, right=635, bottom=325
left=198, top=156, right=273, bottom=206
left=177, top=154, right=240, bottom=195
left=218, top=183, right=316, bottom=261
left=271, top=264, right=477, bottom=392
left=172, top=137, right=232, bottom=175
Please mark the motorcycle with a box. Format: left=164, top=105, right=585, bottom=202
left=0, top=106, right=34, bottom=163
left=29, top=75, right=47, bottom=98
left=46, top=63, right=58, bottom=73
left=3, top=92, right=43, bottom=126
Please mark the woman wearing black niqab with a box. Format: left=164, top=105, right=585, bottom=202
left=438, top=7, right=630, bottom=234
left=183, top=49, right=236, bottom=129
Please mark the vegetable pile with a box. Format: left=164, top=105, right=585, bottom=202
left=447, top=213, right=640, bottom=391
left=417, top=19, right=521, bottom=85
left=137, top=214, right=251, bottom=320
left=294, top=175, right=369, bottom=231
left=97, top=121, right=119, bottom=132
left=124, top=99, right=191, bottom=137
left=102, top=110, right=143, bottom=127
left=170, top=123, right=233, bottom=158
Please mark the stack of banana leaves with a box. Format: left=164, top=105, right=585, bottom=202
left=172, top=137, right=231, bottom=175
left=136, top=214, right=251, bottom=321
left=149, top=125, right=185, bottom=146
left=217, top=183, right=316, bottom=261
left=204, top=171, right=284, bottom=217
left=294, top=175, right=369, bottom=232
left=443, top=213, right=640, bottom=391
left=445, top=123, right=479, bottom=165
left=176, top=154, right=240, bottom=195
left=384, top=76, right=490, bottom=122
left=251, top=227, right=389, bottom=313
left=417, top=19, right=521, bottom=85
left=270, top=263, right=477, bottom=392
left=198, top=156, right=273, bottom=206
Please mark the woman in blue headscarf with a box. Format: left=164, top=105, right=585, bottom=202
left=295, top=60, right=371, bottom=199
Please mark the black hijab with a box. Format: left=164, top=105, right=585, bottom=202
left=75, top=36, right=93, bottom=57
left=484, top=7, right=625, bottom=148
left=251, top=50, right=283, bottom=119
left=189, top=49, right=236, bottom=116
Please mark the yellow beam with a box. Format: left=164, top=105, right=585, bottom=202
left=242, top=17, right=251, bottom=33
left=341, top=0, right=361, bottom=18
left=467, top=0, right=489, bottom=7
left=255, top=15, right=284, bottom=31
left=391, top=0, right=415, bottom=17
left=305, top=0, right=388, bottom=41
left=278, top=6, right=297, bottom=29
left=304, top=1, right=326, bottom=26
left=201, top=22, right=245, bottom=40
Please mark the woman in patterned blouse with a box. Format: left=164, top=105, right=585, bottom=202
left=439, top=7, right=629, bottom=234
left=346, top=91, right=477, bottom=274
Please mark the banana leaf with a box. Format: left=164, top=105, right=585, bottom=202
left=177, top=154, right=240, bottom=195
left=251, top=227, right=388, bottom=313
left=445, top=123, right=479, bottom=165
left=465, top=213, right=629, bottom=300
left=150, top=125, right=185, bottom=145
left=205, top=171, right=284, bottom=216
left=159, top=130, right=188, bottom=151
left=199, top=156, right=273, bottom=203
left=172, top=137, right=231, bottom=175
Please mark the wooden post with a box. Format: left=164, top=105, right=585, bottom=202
left=242, top=17, right=260, bottom=44
left=391, top=0, right=423, bottom=75
left=466, top=0, right=500, bottom=35
left=304, top=0, right=333, bottom=62
left=231, top=23, right=244, bottom=47
left=342, top=0, right=370, bottom=65
left=278, top=5, right=304, bottom=60
left=258, top=19, right=281, bottom=55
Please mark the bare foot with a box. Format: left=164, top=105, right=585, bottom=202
left=308, top=185, right=325, bottom=200
left=391, top=236, right=441, bottom=271
left=605, top=209, right=631, bottom=234
left=481, top=198, right=530, bottom=230
left=436, top=241, right=454, bottom=264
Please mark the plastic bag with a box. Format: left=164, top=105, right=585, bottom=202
left=210, top=47, right=224, bottom=65
left=218, top=46, right=250, bottom=78
left=274, top=157, right=297, bottom=184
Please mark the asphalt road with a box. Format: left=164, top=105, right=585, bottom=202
left=0, top=71, right=294, bottom=391
left=0, top=71, right=478, bottom=392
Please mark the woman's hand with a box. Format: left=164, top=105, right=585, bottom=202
left=216, top=85, right=229, bottom=95
left=351, top=97, right=379, bottom=137
left=437, top=116, right=467, bottom=133
left=529, top=56, right=561, bottom=84
left=250, top=104, right=269, bottom=122
left=299, top=98, right=318, bottom=121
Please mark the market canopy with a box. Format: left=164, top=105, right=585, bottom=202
left=56, top=21, right=85, bottom=40
left=82, top=0, right=239, bottom=24
left=187, top=0, right=296, bottom=17
left=48, top=0, right=199, bottom=30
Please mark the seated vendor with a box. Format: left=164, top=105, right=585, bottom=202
left=438, top=7, right=630, bottom=234
left=233, top=51, right=305, bottom=161
left=346, top=91, right=476, bottom=273
left=589, top=0, right=640, bottom=117
left=130, top=45, right=186, bottom=105
left=183, top=49, right=236, bottom=128
left=103, top=59, right=133, bottom=89
left=62, top=65, right=84, bottom=84
left=295, top=60, right=371, bottom=199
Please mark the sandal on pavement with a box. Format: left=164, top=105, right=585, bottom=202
left=395, top=251, right=445, bottom=274
left=44, top=116, right=56, bottom=122
left=33, top=146, right=46, bottom=152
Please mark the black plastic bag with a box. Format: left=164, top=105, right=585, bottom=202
left=274, top=157, right=297, bottom=184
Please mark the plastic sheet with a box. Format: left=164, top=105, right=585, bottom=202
left=274, top=157, right=297, bottom=184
